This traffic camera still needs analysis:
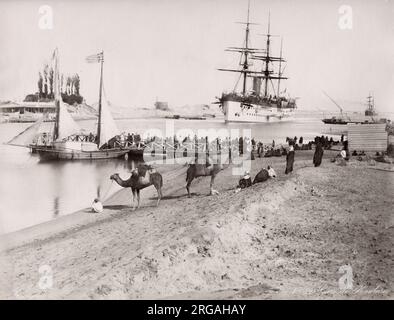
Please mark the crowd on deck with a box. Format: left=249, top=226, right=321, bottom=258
left=100, top=133, right=143, bottom=149
left=33, top=131, right=145, bottom=149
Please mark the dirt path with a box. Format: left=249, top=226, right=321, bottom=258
left=1, top=151, right=393, bottom=299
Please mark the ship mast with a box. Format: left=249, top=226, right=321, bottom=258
left=277, top=38, right=283, bottom=98
left=53, top=48, right=60, bottom=141
left=367, top=93, right=374, bottom=112
left=263, top=12, right=271, bottom=97
left=241, top=1, right=251, bottom=95
left=251, top=13, right=287, bottom=99
left=97, top=51, right=104, bottom=147
left=217, top=0, right=261, bottom=96
left=53, top=90, right=60, bottom=141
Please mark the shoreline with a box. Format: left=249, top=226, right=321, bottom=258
left=0, top=149, right=378, bottom=250
left=1, top=150, right=393, bottom=299
left=0, top=161, right=187, bottom=252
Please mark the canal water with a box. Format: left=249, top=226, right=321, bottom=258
left=0, top=115, right=341, bottom=233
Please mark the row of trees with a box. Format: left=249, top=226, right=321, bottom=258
left=37, top=65, right=81, bottom=99
left=25, top=64, right=83, bottom=105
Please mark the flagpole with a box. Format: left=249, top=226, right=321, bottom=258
left=53, top=48, right=60, bottom=141
left=97, top=51, right=104, bottom=147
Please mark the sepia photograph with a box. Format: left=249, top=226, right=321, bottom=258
left=0, top=0, right=393, bottom=305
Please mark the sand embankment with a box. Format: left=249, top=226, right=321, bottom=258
left=0, top=151, right=393, bottom=299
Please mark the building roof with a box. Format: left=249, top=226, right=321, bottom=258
left=0, top=102, right=55, bottom=109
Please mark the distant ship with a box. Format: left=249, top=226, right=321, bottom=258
left=322, top=92, right=385, bottom=125
left=364, top=94, right=378, bottom=117
left=216, top=3, right=297, bottom=123
left=322, top=117, right=349, bottom=125
left=154, top=100, right=169, bottom=111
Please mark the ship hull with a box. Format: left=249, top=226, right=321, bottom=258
left=322, top=116, right=386, bottom=125
left=36, top=142, right=130, bottom=161
left=33, top=139, right=145, bottom=160
left=222, top=100, right=295, bottom=123
left=322, top=119, right=349, bottom=125
left=36, top=148, right=129, bottom=161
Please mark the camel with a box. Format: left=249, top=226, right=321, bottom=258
left=110, top=164, right=163, bottom=210
left=186, top=162, right=225, bottom=197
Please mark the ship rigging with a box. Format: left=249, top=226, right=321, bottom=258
left=216, top=1, right=297, bottom=123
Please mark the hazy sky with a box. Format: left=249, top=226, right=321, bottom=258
left=0, top=0, right=393, bottom=113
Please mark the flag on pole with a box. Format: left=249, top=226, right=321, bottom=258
left=86, top=52, right=104, bottom=63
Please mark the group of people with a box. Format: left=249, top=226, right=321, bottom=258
left=236, top=166, right=277, bottom=191
left=251, top=136, right=315, bottom=159
left=35, top=132, right=53, bottom=146
left=34, top=131, right=144, bottom=149
left=145, top=134, right=258, bottom=156
left=144, top=134, right=341, bottom=160
left=101, top=132, right=143, bottom=149
left=237, top=134, right=349, bottom=191
left=65, top=133, right=97, bottom=143
left=294, top=135, right=349, bottom=170
left=286, top=136, right=304, bottom=145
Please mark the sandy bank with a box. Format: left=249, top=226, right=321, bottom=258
left=1, top=151, right=393, bottom=299
left=0, top=162, right=185, bottom=251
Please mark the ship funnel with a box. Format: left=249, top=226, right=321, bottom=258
left=252, top=77, right=261, bottom=94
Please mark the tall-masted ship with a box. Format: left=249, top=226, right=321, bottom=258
left=217, top=4, right=297, bottom=123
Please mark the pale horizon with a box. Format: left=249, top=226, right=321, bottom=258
left=0, top=0, right=393, bottom=115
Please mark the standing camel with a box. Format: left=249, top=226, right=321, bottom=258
left=110, top=164, right=163, bottom=210
left=186, top=163, right=224, bottom=197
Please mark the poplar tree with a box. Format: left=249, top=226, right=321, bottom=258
left=38, top=72, right=43, bottom=98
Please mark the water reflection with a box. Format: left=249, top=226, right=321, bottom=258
left=0, top=147, right=139, bottom=233
left=53, top=197, right=59, bottom=217
left=96, top=186, right=101, bottom=200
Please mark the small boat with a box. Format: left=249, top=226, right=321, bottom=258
left=7, top=49, right=131, bottom=160
left=321, top=91, right=351, bottom=125
left=322, top=91, right=386, bottom=125
left=182, top=116, right=206, bottom=120
left=165, top=114, right=180, bottom=119
left=36, top=50, right=130, bottom=161
left=322, top=117, right=349, bottom=125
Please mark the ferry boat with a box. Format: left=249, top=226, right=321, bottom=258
left=7, top=50, right=134, bottom=160
left=322, top=92, right=386, bottom=125
left=216, top=3, right=297, bottom=123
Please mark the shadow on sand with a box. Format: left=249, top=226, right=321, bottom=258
left=104, top=205, right=131, bottom=210
left=148, top=193, right=201, bottom=201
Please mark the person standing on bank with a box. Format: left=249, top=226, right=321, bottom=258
left=285, top=144, right=295, bottom=174
left=313, top=137, right=324, bottom=167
